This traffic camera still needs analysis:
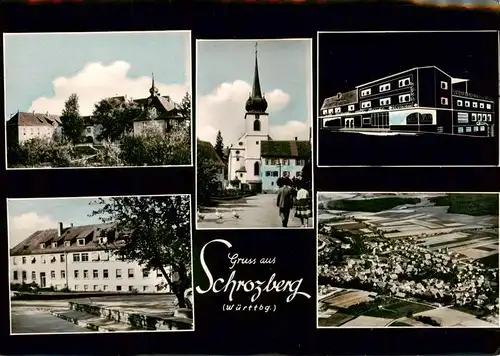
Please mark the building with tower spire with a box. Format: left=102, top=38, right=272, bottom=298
left=227, top=43, right=273, bottom=192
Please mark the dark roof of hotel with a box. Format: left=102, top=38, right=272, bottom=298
left=6, top=112, right=62, bottom=127
left=9, top=223, right=126, bottom=256
left=321, top=90, right=359, bottom=110
left=197, top=139, right=225, bottom=167
left=260, top=140, right=311, bottom=158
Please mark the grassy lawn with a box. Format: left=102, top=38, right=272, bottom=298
left=361, top=300, right=434, bottom=319
left=318, top=312, right=357, bottom=327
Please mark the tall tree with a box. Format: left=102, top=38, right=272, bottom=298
left=60, top=93, right=84, bottom=144
left=214, top=130, right=224, bottom=160
left=92, top=98, right=142, bottom=142
left=178, top=91, right=191, bottom=122
left=197, top=139, right=222, bottom=205
left=89, top=195, right=192, bottom=308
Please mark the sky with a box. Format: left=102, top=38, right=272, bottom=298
left=318, top=31, right=499, bottom=110
left=4, top=31, right=191, bottom=118
left=7, top=197, right=110, bottom=248
left=196, top=39, right=312, bottom=145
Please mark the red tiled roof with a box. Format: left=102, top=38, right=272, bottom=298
left=7, top=112, right=61, bottom=127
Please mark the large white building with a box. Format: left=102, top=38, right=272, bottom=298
left=6, top=111, right=63, bottom=146
left=227, top=43, right=272, bottom=192
left=10, top=222, right=172, bottom=293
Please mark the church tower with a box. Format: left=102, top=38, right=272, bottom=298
left=243, top=42, right=270, bottom=189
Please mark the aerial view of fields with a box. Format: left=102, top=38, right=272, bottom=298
left=317, top=193, right=499, bottom=328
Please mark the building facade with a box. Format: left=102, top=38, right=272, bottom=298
left=227, top=43, right=272, bottom=192
left=260, top=140, right=311, bottom=193
left=319, top=66, right=495, bottom=137
left=10, top=222, right=172, bottom=293
left=6, top=112, right=63, bottom=147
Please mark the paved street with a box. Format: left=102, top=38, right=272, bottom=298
left=198, top=193, right=313, bottom=229
left=11, top=307, right=93, bottom=334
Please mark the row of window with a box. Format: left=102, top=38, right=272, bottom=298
left=457, top=112, right=493, bottom=123
left=264, top=171, right=302, bottom=178
left=457, top=126, right=487, bottom=134
left=13, top=268, right=161, bottom=281
left=361, top=94, right=413, bottom=109
left=456, top=99, right=492, bottom=110
left=15, top=251, right=111, bottom=265
left=360, top=77, right=413, bottom=97
left=71, top=285, right=153, bottom=292
left=40, top=238, right=88, bottom=250
left=263, top=159, right=306, bottom=166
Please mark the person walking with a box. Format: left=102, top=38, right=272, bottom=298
left=276, top=177, right=294, bottom=228
left=294, top=180, right=312, bottom=227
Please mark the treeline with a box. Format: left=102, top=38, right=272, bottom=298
left=429, top=194, right=499, bottom=216
left=325, top=197, right=421, bottom=212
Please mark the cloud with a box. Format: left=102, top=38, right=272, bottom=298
left=9, top=212, right=58, bottom=248
left=270, top=120, right=310, bottom=141
left=197, top=80, right=291, bottom=145
left=29, top=61, right=190, bottom=116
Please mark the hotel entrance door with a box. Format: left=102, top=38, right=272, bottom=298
left=371, top=112, right=389, bottom=128
left=344, top=118, right=354, bottom=129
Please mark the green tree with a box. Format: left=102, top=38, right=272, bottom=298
left=178, top=91, right=191, bottom=121
left=92, top=98, right=142, bottom=142
left=214, top=130, right=224, bottom=161
left=89, top=195, right=192, bottom=308
left=197, top=140, right=222, bottom=205
left=60, top=93, right=85, bottom=144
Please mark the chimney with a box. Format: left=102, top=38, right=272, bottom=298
left=57, top=222, right=63, bottom=237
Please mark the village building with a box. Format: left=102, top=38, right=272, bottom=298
left=9, top=222, right=173, bottom=293
left=6, top=111, right=62, bottom=147
left=260, top=139, right=311, bottom=193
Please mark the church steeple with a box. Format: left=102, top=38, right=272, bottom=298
left=149, top=73, right=159, bottom=97
left=245, top=42, right=268, bottom=113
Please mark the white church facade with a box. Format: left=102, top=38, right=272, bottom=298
left=227, top=43, right=272, bottom=193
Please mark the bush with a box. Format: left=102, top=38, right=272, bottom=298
left=241, top=183, right=250, bottom=192
left=8, top=138, right=76, bottom=168
left=229, top=179, right=241, bottom=188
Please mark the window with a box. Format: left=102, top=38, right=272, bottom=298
left=265, top=171, right=271, bottom=177
left=322, top=110, right=327, bottom=115
left=129, top=286, right=134, bottom=292
left=440, top=81, right=448, bottom=90
left=236, top=158, right=239, bottom=162
left=361, top=89, right=371, bottom=97
left=31, top=257, right=36, bottom=264
left=457, top=112, right=469, bottom=123
left=41, top=256, right=46, bottom=264
left=91, top=252, right=99, bottom=261
left=472, top=102, right=478, bottom=108
left=348, top=105, right=355, bottom=112
left=103, top=285, right=108, bottom=291
left=81, top=253, right=89, bottom=262
left=61, top=270, right=65, bottom=279
left=77, top=239, right=85, bottom=246
left=103, top=269, right=109, bottom=279
left=296, top=159, right=305, bottom=166
left=13, top=271, right=18, bottom=280
left=465, top=101, right=470, bottom=107
left=40, top=243, right=45, bottom=249
left=64, top=241, right=70, bottom=247
left=457, top=100, right=463, bottom=107
left=51, top=271, right=55, bottom=279
left=117, top=286, right=122, bottom=291
left=486, top=104, right=492, bottom=109
left=128, top=269, right=135, bottom=278
left=380, top=98, right=391, bottom=106
left=478, top=113, right=483, bottom=121
left=398, top=78, right=411, bottom=87
left=474, top=126, right=479, bottom=132
left=143, top=286, right=148, bottom=292
left=13, top=257, right=17, bottom=265
left=328, top=108, right=334, bottom=114
left=142, top=269, right=149, bottom=278
left=22, top=257, right=26, bottom=264
left=466, top=127, right=472, bottom=133
left=253, top=120, right=260, bottom=131
left=363, top=117, right=371, bottom=124
left=256, top=141, right=259, bottom=145
left=379, top=83, right=391, bottom=92
left=22, top=271, right=27, bottom=280
left=480, top=126, right=486, bottom=131
left=254, top=161, right=260, bottom=176
left=479, top=103, right=485, bottom=109
left=75, top=285, right=80, bottom=291
left=60, top=254, right=65, bottom=263
left=458, top=127, right=464, bottom=133
left=361, top=101, right=371, bottom=109
left=235, top=150, right=240, bottom=155
left=440, top=97, right=449, bottom=105
left=238, top=142, right=243, bottom=146
left=334, top=107, right=341, bottom=114
left=116, top=269, right=122, bottom=278
left=31, top=271, right=36, bottom=280
left=488, top=114, right=492, bottom=121
left=93, top=285, right=99, bottom=291
left=472, top=113, right=477, bottom=121
left=91, top=270, right=98, bottom=279
left=73, top=253, right=80, bottom=262
left=240, top=174, right=243, bottom=178
left=272, top=171, right=279, bottom=177
left=74, top=270, right=79, bottom=279
left=83, top=270, right=89, bottom=279
left=50, top=255, right=56, bottom=263
left=399, top=94, right=411, bottom=103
